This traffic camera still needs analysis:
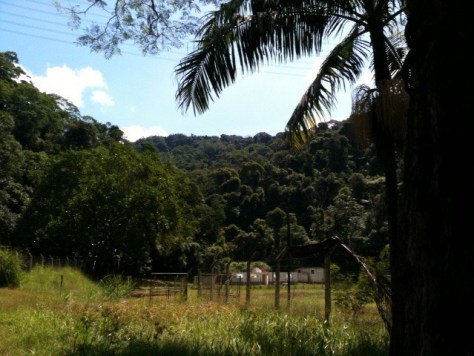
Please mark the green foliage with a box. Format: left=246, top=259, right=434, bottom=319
left=99, top=274, right=135, bottom=299
left=334, top=271, right=374, bottom=317
left=0, top=51, right=24, bottom=81
left=13, top=143, right=202, bottom=275
left=1, top=51, right=391, bottom=275
left=0, top=246, right=22, bottom=288
left=136, top=125, right=389, bottom=272
left=57, top=0, right=223, bottom=59
left=0, top=51, right=127, bottom=245
left=19, top=266, right=103, bottom=300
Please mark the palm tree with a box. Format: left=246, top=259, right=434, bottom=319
left=176, top=0, right=405, bottom=133
left=175, top=0, right=406, bottom=333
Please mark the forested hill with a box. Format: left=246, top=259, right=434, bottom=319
left=1, top=50, right=388, bottom=276
left=135, top=124, right=389, bottom=272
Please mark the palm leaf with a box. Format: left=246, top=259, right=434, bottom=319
left=176, top=0, right=363, bottom=114
left=285, top=26, right=370, bottom=145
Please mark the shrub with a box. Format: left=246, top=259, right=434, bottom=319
left=99, top=274, right=135, bottom=299
left=0, top=247, right=22, bottom=288
left=334, top=272, right=373, bottom=316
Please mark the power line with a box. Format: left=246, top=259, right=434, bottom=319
left=1, top=19, right=78, bottom=38
left=1, top=26, right=321, bottom=77
left=0, top=27, right=75, bottom=45
left=1, top=3, right=326, bottom=75
left=1, top=8, right=105, bottom=27
left=0, top=2, right=67, bottom=17
left=0, top=1, right=326, bottom=67
left=0, top=0, right=110, bottom=20
left=1, top=10, right=72, bottom=27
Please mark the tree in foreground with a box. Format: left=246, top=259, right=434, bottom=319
left=393, top=1, right=473, bottom=354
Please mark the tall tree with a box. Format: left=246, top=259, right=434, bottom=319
left=12, top=143, right=202, bottom=275
left=393, top=1, right=473, bottom=354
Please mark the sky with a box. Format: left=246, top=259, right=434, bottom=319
left=0, top=0, right=372, bottom=142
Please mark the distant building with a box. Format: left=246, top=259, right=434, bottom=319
left=296, top=267, right=325, bottom=283
left=230, top=268, right=299, bottom=284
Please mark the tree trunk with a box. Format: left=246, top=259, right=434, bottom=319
left=391, top=1, right=473, bottom=354
left=369, top=18, right=399, bottom=254
left=369, top=21, right=400, bottom=342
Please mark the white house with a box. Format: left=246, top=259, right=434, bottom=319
left=296, top=267, right=325, bottom=283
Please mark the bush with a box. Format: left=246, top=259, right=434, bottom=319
left=334, top=272, right=373, bottom=316
left=0, top=247, right=22, bottom=288
left=99, top=274, right=135, bottom=299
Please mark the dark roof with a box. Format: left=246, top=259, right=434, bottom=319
left=284, top=236, right=340, bottom=259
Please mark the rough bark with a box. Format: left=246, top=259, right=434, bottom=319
left=392, top=1, right=473, bottom=354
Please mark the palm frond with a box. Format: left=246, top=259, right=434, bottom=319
left=350, top=76, right=409, bottom=146
left=285, top=26, right=370, bottom=146
left=349, top=84, right=377, bottom=146
left=375, top=77, right=409, bottom=141
left=384, top=33, right=406, bottom=76
left=176, top=0, right=363, bottom=115
left=175, top=4, right=242, bottom=114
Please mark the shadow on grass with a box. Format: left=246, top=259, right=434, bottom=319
left=67, top=338, right=388, bottom=356
left=68, top=341, right=195, bottom=356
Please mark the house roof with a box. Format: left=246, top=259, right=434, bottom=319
left=281, top=236, right=340, bottom=259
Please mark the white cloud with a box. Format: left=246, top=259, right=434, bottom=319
left=121, top=125, right=168, bottom=142
left=91, top=90, right=115, bottom=106
left=28, top=65, right=113, bottom=108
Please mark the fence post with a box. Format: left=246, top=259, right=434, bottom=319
left=197, top=269, right=202, bottom=298
left=287, top=211, right=292, bottom=309
left=209, top=271, right=214, bottom=301
left=116, top=255, right=121, bottom=273
left=238, top=276, right=242, bottom=300
left=275, top=258, right=281, bottom=309
left=40, top=254, right=44, bottom=268
left=59, top=275, right=64, bottom=296
left=27, top=250, right=33, bottom=271
left=246, top=260, right=251, bottom=307
left=149, top=278, right=152, bottom=301
left=245, top=252, right=257, bottom=308
left=225, top=261, right=231, bottom=303
left=50, top=256, right=54, bottom=268
left=184, top=273, right=188, bottom=301
left=324, top=252, right=331, bottom=324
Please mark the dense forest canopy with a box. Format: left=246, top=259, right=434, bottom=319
left=1, top=51, right=388, bottom=276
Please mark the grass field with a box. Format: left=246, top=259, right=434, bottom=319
left=0, top=266, right=388, bottom=355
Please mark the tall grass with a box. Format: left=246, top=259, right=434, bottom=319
left=0, top=247, right=22, bottom=288
left=0, top=267, right=388, bottom=355
left=19, top=265, right=103, bottom=301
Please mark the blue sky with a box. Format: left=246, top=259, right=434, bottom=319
left=0, top=0, right=372, bottom=142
